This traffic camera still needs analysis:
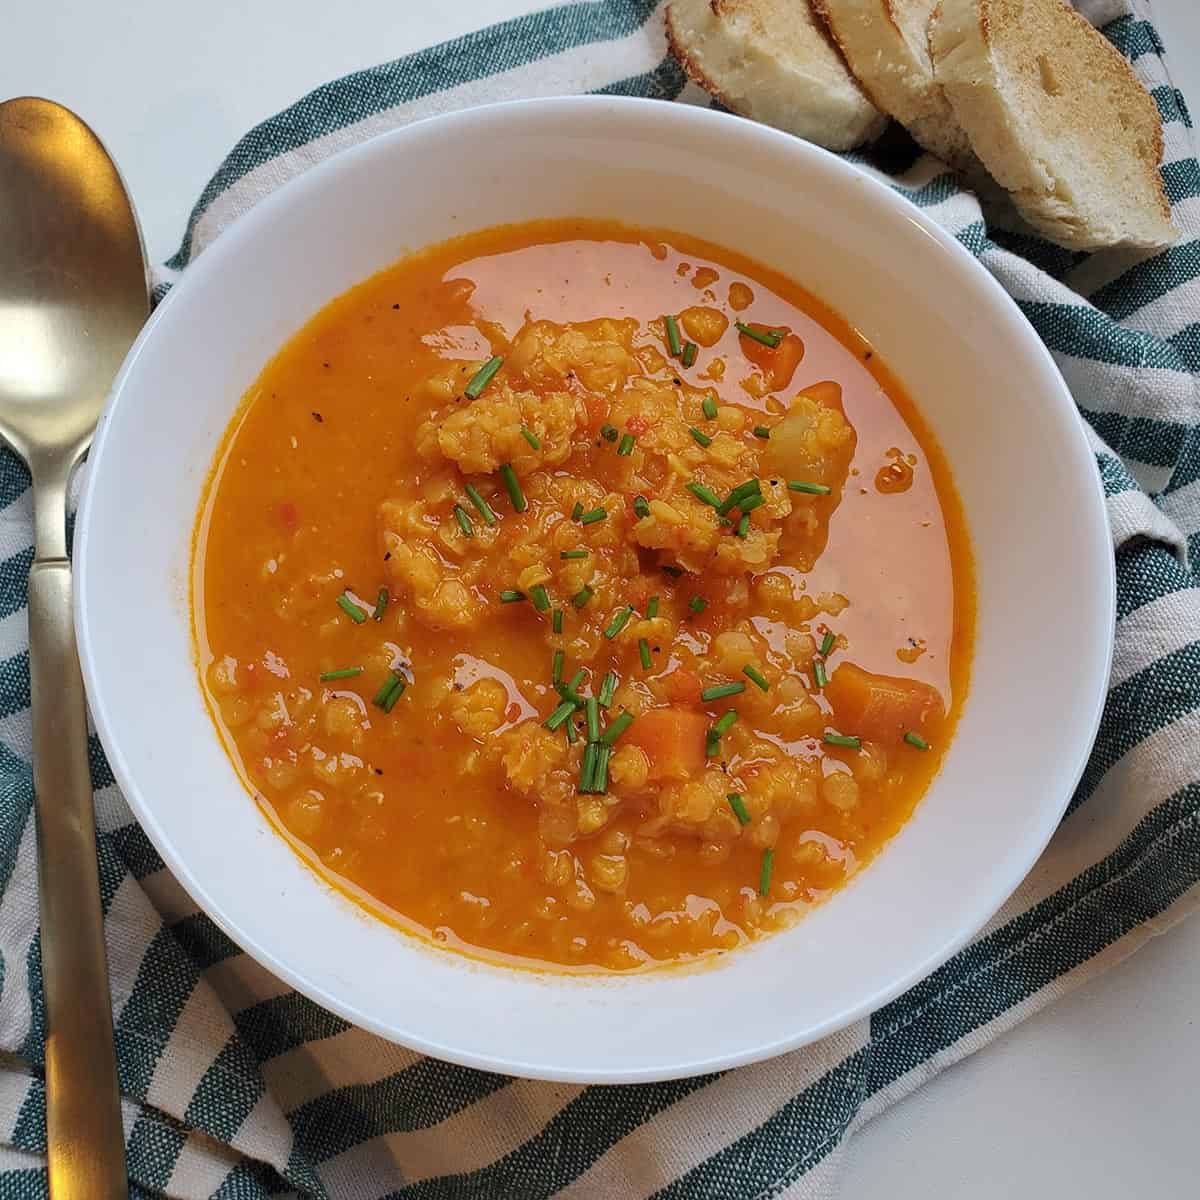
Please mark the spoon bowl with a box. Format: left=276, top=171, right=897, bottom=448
left=0, top=98, right=147, bottom=541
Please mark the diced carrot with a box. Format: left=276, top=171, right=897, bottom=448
left=625, top=707, right=709, bottom=781
left=662, top=667, right=702, bottom=706
left=765, top=333, right=805, bottom=391
left=739, top=327, right=804, bottom=392
left=798, top=380, right=843, bottom=410
left=824, top=662, right=944, bottom=744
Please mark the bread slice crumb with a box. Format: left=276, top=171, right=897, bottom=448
left=931, top=0, right=1176, bottom=250
left=666, top=0, right=888, bottom=151
left=814, top=0, right=976, bottom=169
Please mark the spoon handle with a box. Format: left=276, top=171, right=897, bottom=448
left=28, top=559, right=128, bottom=1198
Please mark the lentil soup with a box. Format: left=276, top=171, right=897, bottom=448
left=194, top=219, right=973, bottom=973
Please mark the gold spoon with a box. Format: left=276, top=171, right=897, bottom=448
left=0, top=96, right=149, bottom=1198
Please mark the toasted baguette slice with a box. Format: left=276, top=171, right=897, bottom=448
left=666, top=0, right=887, bottom=151
left=813, top=0, right=975, bottom=168
left=931, top=0, right=1176, bottom=250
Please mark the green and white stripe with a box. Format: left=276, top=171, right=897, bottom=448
left=1, top=1, right=1198, bottom=1195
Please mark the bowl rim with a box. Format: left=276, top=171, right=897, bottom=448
left=75, top=94, right=1116, bottom=1082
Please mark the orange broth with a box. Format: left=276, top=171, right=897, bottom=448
left=194, top=219, right=973, bottom=972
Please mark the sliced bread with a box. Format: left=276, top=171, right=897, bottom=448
left=813, top=0, right=976, bottom=168
left=665, top=0, right=888, bottom=151
left=930, top=0, right=1176, bottom=250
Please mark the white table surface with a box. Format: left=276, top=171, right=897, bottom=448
left=5, top=2, right=1198, bottom=1195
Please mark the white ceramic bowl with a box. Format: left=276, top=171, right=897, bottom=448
left=76, top=96, right=1114, bottom=1083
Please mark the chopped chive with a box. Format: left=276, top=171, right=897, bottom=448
left=336, top=593, right=368, bottom=623
left=373, top=673, right=406, bottom=710
left=823, top=731, right=861, bottom=749
left=561, top=549, right=589, bottom=560
left=464, top=355, right=503, bottom=399
left=320, top=666, right=363, bottom=682
left=702, top=682, right=745, bottom=702
left=571, top=501, right=584, bottom=521
left=585, top=697, right=601, bottom=743
left=604, top=606, right=634, bottom=639
left=664, top=313, right=682, bottom=357
left=681, top=341, right=698, bottom=368
left=381, top=677, right=407, bottom=713
left=500, top=464, right=527, bottom=512
left=600, top=424, right=619, bottom=442
left=813, top=658, right=828, bottom=689
left=572, top=585, right=594, bottom=609
left=499, top=589, right=526, bottom=603
left=580, top=507, right=608, bottom=525
left=719, top=479, right=761, bottom=515
left=373, top=587, right=389, bottom=621
left=788, top=480, right=832, bottom=496
left=709, top=483, right=739, bottom=515
left=727, top=793, right=751, bottom=826
left=732, top=478, right=764, bottom=501
left=601, top=710, right=635, bottom=745
left=453, top=504, right=474, bottom=537
left=546, top=699, right=577, bottom=732
left=639, top=638, right=652, bottom=670
left=566, top=669, right=585, bottom=694
left=557, top=683, right=583, bottom=706
left=579, top=742, right=599, bottom=792
left=713, top=710, right=739, bottom=736
left=735, top=514, right=750, bottom=538
left=689, top=426, right=712, bottom=448
left=753, top=425, right=771, bottom=439
left=820, top=631, right=836, bottom=656
left=702, top=393, right=718, bottom=420
left=617, top=433, right=636, bottom=457
left=583, top=744, right=600, bottom=792
left=647, top=595, right=659, bottom=619
left=530, top=584, right=551, bottom=612
left=634, top=495, right=651, bottom=519
left=759, top=848, right=775, bottom=897
left=735, top=322, right=785, bottom=349
left=593, top=745, right=612, bottom=793
left=599, top=671, right=617, bottom=708
left=904, top=731, right=931, bottom=751
left=464, top=483, right=497, bottom=526
left=520, top=426, right=541, bottom=450
left=553, top=649, right=564, bottom=684
left=743, top=664, right=769, bottom=692
left=566, top=715, right=578, bottom=744
left=583, top=744, right=604, bottom=792
left=686, top=481, right=722, bottom=508
left=706, top=712, right=739, bottom=756
left=689, top=595, right=707, bottom=614
left=738, top=492, right=766, bottom=515
left=553, top=608, right=564, bottom=634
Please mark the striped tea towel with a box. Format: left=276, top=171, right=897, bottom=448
left=0, top=0, right=1198, bottom=1195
